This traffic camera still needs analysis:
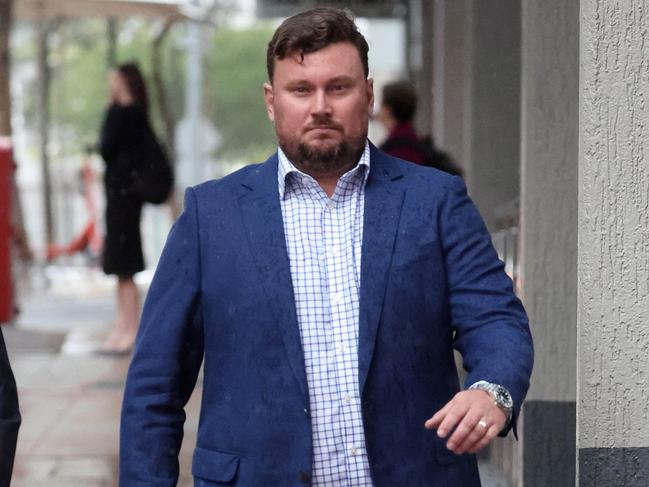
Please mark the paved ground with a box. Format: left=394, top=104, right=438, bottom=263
left=4, top=266, right=199, bottom=487
left=4, top=265, right=509, bottom=486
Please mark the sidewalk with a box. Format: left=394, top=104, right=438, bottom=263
left=4, top=265, right=509, bottom=487
left=4, top=266, right=200, bottom=487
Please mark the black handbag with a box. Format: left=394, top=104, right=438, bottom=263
left=136, top=128, right=174, bottom=205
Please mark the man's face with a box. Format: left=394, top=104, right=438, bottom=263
left=263, top=42, right=374, bottom=175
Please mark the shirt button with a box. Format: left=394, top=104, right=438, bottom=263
left=326, top=200, right=335, bottom=210
left=298, top=471, right=310, bottom=483
left=336, top=343, right=346, bottom=353
left=343, top=394, right=352, bottom=404
left=350, top=447, right=358, bottom=456
left=332, top=293, right=343, bottom=304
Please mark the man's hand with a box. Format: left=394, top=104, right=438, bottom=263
left=424, top=390, right=507, bottom=455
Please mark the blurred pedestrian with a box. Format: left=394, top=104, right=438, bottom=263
left=0, top=328, right=20, bottom=487
left=121, top=8, right=532, bottom=486
left=378, top=80, right=463, bottom=176
left=98, top=63, right=149, bottom=355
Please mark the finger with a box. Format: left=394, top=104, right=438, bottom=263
left=425, top=401, right=452, bottom=429
left=452, top=417, right=490, bottom=454
left=446, top=412, right=484, bottom=453
left=436, top=401, right=470, bottom=438
left=466, top=424, right=500, bottom=454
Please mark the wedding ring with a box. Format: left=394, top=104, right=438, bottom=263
left=478, top=419, right=488, bottom=429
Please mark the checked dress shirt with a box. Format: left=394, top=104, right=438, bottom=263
left=278, top=142, right=373, bottom=486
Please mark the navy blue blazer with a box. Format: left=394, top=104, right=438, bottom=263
left=120, top=145, right=533, bottom=486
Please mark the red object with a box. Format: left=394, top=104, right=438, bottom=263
left=46, top=159, right=103, bottom=260
left=0, top=138, right=13, bottom=324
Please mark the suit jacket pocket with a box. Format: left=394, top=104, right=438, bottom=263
left=192, top=446, right=240, bottom=482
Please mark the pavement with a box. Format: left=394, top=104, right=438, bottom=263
left=4, top=265, right=200, bottom=487
left=3, top=264, right=509, bottom=487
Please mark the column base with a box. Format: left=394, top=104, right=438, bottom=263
left=579, top=447, right=649, bottom=486
left=523, top=400, right=576, bottom=486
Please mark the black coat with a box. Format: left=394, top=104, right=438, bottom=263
left=0, top=328, right=20, bottom=487
left=99, top=104, right=147, bottom=276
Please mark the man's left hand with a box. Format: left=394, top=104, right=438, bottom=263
left=424, top=390, right=507, bottom=455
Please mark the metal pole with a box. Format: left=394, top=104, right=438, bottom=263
left=38, top=19, right=54, bottom=248
left=185, top=17, right=204, bottom=186
left=0, top=0, right=13, bottom=136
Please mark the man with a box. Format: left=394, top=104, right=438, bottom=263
left=120, top=7, right=533, bottom=486
left=0, top=328, right=20, bottom=487
left=378, top=80, right=462, bottom=176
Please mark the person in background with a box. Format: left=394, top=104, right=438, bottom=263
left=120, top=8, right=532, bottom=486
left=0, top=328, right=20, bottom=487
left=98, top=63, right=149, bottom=355
left=379, top=80, right=463, bottom=176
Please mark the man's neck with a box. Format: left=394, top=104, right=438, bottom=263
left=283, top=145, right=366, bottom=198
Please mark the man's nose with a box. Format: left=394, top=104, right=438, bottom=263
left=311, top=90, right=332, bottom=117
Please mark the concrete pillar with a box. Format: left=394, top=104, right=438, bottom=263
left=464, top=0, right=521, bottom=231
left=431, top=0, right=467, bottom=169
left=517, top=0, right=579, bottom=485
left=407, top=0, right=434, bottom=137
left=578, top=1, right=649, bottom=484
left=431, top=0, right=521, bottom=231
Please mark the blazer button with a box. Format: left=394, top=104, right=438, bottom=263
left=298, top=471, right=310, bottom=484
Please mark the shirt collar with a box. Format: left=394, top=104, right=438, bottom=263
left=277, top=141, right=371, bottom=199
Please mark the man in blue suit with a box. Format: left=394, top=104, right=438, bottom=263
left=120, top=7, right=533, bottom=486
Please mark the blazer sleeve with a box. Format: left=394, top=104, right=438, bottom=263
left=0, top=329, right=20, bottom=487
left=439, top=176, right=534, bottom=432
left=120, top=187, right=204, bottom=486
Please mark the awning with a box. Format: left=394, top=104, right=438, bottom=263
left=15, top=0, right=186, bottom=20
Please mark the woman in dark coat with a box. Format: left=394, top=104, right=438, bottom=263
left=98, top=63, right=150, bottom=354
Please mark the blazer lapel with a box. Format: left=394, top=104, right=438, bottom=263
left=238, top=154, right=308, bottom=399
left=358, top=145, right=406, bottom=394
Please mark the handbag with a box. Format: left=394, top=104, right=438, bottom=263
left=136, top=128, right=174, bottom=205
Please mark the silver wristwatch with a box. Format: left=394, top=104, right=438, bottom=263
left=468, top=381, right=513, bottom=423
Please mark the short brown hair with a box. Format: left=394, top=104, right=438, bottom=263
left=266, top=7, right=369, bottom=82
left=382, top=80, right=418, bottom=123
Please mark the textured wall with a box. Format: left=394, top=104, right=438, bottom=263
left=579, top=0, right=649, bottom=449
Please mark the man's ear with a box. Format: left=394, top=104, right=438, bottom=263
left=366, top=78, right=375, bottom=115
left=263, top=82, right=275, bottom=122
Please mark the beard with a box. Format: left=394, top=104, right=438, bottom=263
left=279, top=128, right=367, bottom=176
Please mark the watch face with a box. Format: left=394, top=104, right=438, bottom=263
left=496, top=387, right=513, bottom=409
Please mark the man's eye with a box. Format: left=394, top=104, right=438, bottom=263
left=332, top=84, right=345, bottom=91
left=294, top=86, right=309, bottom=93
